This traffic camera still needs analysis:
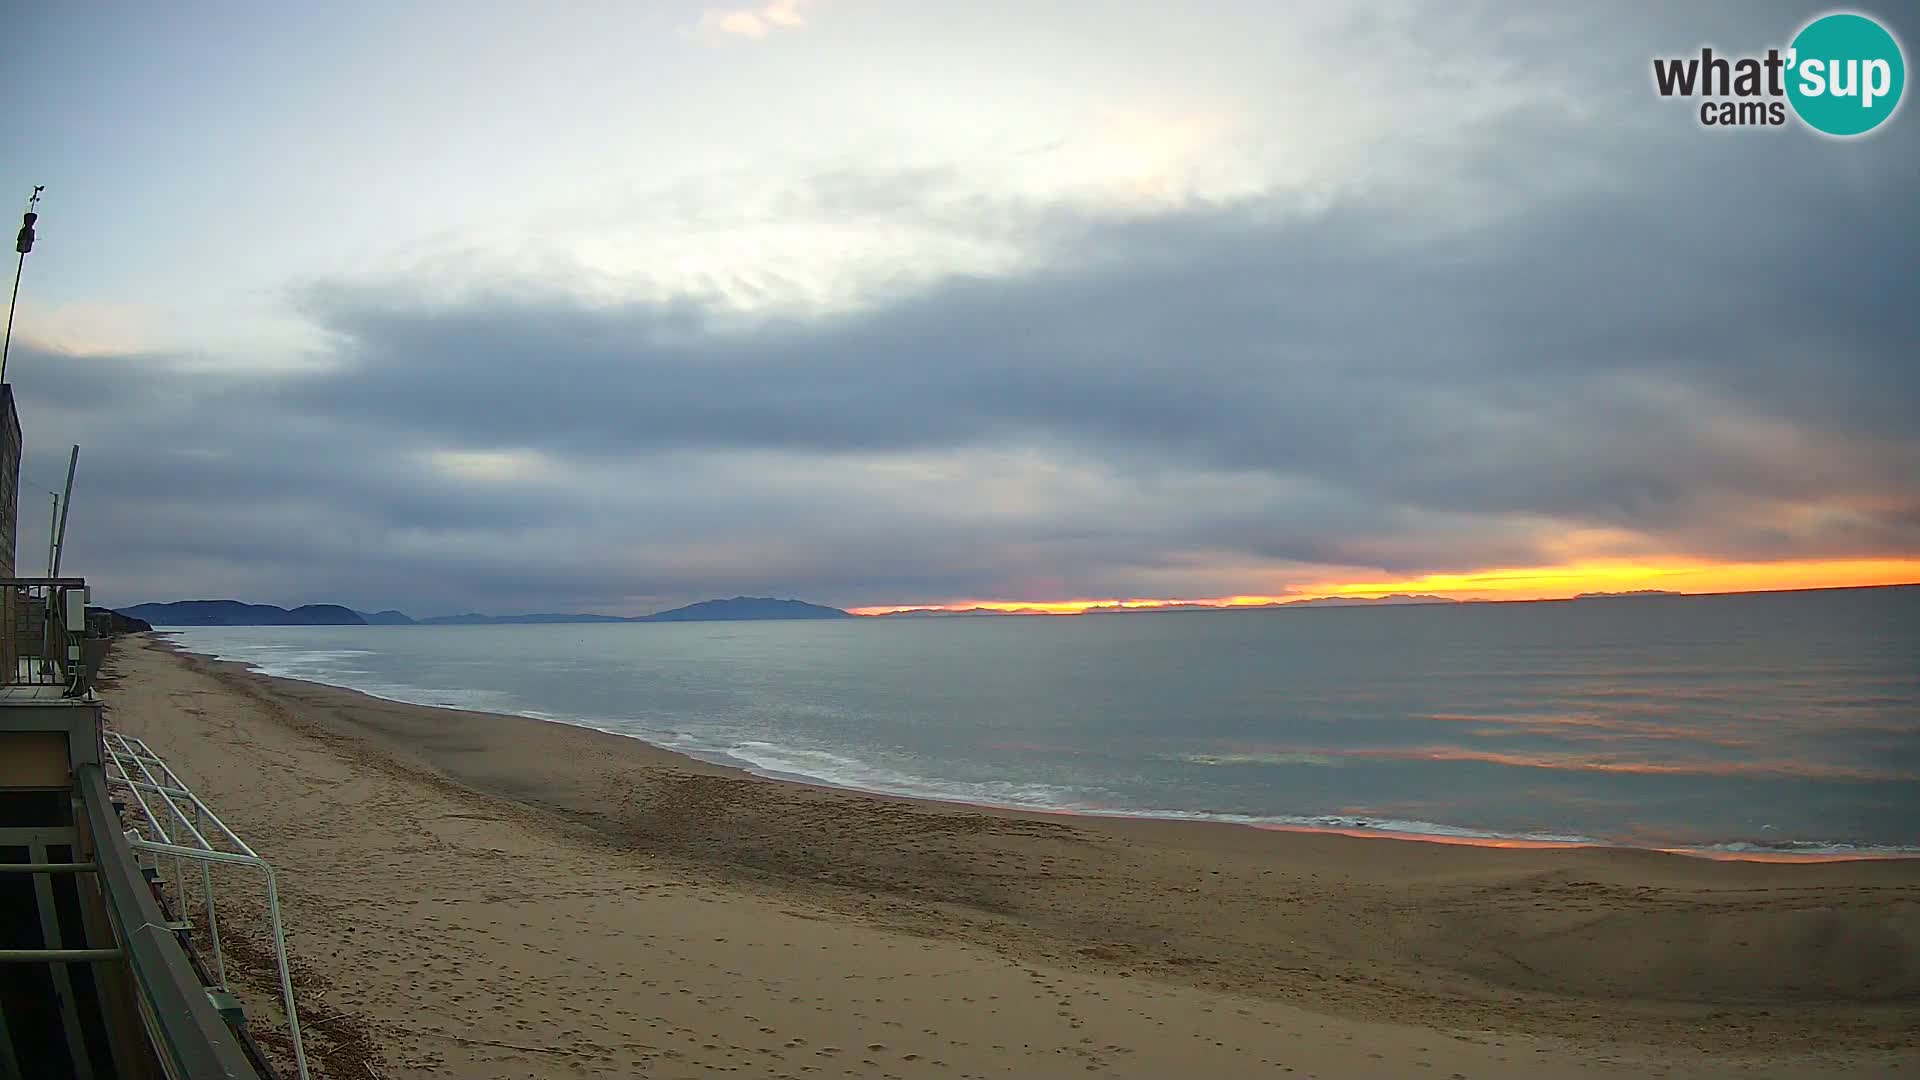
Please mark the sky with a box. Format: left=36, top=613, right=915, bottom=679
left=2, top=0, right=1916, bottom=616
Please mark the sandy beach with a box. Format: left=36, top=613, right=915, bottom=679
left=97, top=634, right=1918, bottom=1079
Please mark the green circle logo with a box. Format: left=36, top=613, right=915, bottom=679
left=1787, top=13, right=1905, bottom=136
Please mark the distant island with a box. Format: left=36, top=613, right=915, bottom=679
left=1573, top=590, right=1682, bottom=599
left=118, top=596, right=855, bottom=627
left=1254, top=594, right=1457, bottom=609
left=119, top=593, right=1468, bottom=626
left=874, top=594, right=1459, bottom=616
left=115, top=600, right=369, bottom=626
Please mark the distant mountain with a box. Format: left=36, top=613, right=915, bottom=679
left=1272, top=594, right=1457, bottom=608
left=1082, top=603, right=1220, bottom=614
left=416, top=612, right=630, bottom=625
left=878, top=594, right=1460, bottom=617
left=639, top=597, right=852, bottom=622
left=123, top=596, right=855, bottom=626
left=88, top=606, right=153, bottom=634
left=120, top=600, right=367, bottom=626
left=123, top=594, right=1455, bottom=626
left=873, top=607, right=1051, bottom=617
left=410, top=599, right=850, bottom=623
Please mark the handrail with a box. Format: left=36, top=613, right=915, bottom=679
left=75, top=764, right=259, bottom=1080
left=102, top=730, right=309, bottom=1079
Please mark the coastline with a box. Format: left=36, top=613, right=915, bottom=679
left=161, top=630, right=1914, bottom=864
left=103, top=633, right=1920, bottom=1078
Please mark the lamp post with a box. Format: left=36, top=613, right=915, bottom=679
left=1, top=185, right=45, bottom=387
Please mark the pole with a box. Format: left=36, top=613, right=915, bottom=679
left=46, top=493, right=57, bottom=577
left=51, top=445, right=77, bottom=578
left=1, top=186, right=44, bottom=387
left=0, top=249, right=24, bottom=384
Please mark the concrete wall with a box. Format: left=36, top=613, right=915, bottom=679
left=0, top=384, right=17, bottom=578
left=2, top=384, right=19, bottom=678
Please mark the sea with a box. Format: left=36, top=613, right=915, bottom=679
left=166, top=586, right=1920, bottom=860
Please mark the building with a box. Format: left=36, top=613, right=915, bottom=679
left=0, top=383, right=279, bottom=1078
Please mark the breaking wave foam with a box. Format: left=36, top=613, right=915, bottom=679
left=1176, top=752, right=1342, bottom=767
left=647, top=736, right=1608, bottom=846
left=695, top=739, right=1103, bottom=810
left=1688, top=839, right=1920, bottom=859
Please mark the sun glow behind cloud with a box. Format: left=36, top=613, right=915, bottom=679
left=1007, top=108, right=1270, bottom=209
left=459, top=109, right=1274, bottom=318
left=1303, top=558, right=1920, bottom=599
left=845, top=558, right=1920, bottom=615
left=698, top=0, right=815, bottom=39
left=426, top=449, right=553, bottom=484
left=566, top=214, right=1029, bottom=315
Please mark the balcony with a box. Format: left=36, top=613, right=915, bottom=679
left=1, top=577, right=280, bottom=1078
left=2, top=577, right=103, bottom=701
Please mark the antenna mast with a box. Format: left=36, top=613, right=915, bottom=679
left=0, top=185, right=45, bottom=387
left=51, top=444, right=78, bottom=578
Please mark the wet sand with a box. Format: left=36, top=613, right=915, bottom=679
left=99, top=634, right=1919, bottom=1078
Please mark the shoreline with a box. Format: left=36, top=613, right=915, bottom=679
left=158, top=631, right=1915, bottom=864
left=100, top=633, right=1920, bottom=1077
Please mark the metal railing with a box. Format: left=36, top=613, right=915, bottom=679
left=74, top=765, right=264, bottom=1080
left=2, top=576, right=94, bottom=694
left=103, top=729, right=310, bottom=1080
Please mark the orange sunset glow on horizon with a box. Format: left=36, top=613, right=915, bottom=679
left=844, top=557, right=1920, bottom=616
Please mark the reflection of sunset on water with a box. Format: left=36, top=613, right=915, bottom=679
left=1196, top=741, right=1912, bottom=783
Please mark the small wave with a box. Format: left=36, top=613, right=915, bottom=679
left=336, top=682, right=515, bottom=712
left=714, top=740, right=1104, bottom=809
left=686, top=741, right=1603, bottom=846
left=1175, top=752, right=1341, bottom=767
left=171, top=632, right=506, bottom=710
left=1072, top=806, right=1603, bottom=845
left=238, top=648, right=379, bottom=675
left=1687, top=839, right=1920, bottom=859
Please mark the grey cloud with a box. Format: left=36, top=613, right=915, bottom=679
left=274, top=140, right=1916, bottom=535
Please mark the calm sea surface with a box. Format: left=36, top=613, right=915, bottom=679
left=168, top=587, right=1920, bottom=857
